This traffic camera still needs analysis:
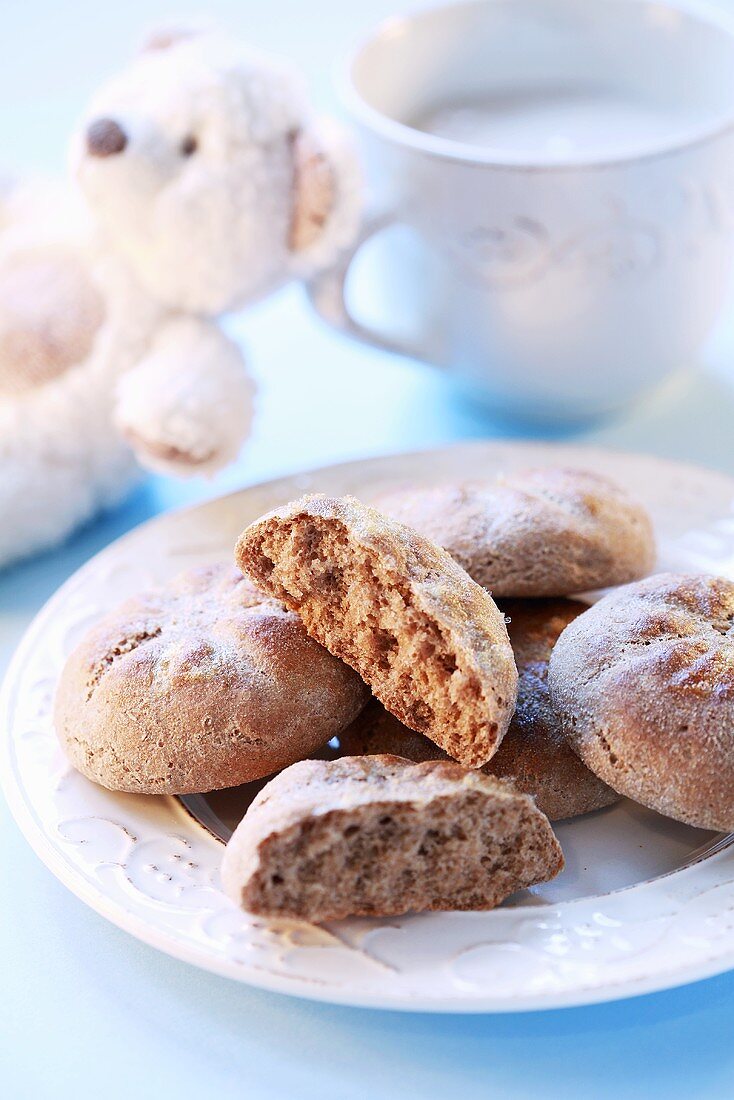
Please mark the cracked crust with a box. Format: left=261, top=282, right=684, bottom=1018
left=374, top=467, right=656, bottom=597
left=221, top=754, right=564, bottom=922
left=54, top=563, right=368, bottom=794
left=548, top=573, right=734, bottom=830
left=235, top=494, right=518, bottom=768
left=340, top=600, right=619, bottom=821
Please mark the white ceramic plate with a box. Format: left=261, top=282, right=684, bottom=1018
left=4, top=441, right=734, bottom=1012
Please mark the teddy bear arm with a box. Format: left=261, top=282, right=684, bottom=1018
left=114, top=318, right=255, bottom=478
left=0, top=246, right=105, bottom=395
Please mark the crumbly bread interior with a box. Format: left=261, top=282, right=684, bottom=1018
left=228, top=757, right=563, bottom=922
left=241, top=514, right=500, bottom=766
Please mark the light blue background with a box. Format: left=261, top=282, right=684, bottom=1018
left=3, top=2, right=734, bottom=1096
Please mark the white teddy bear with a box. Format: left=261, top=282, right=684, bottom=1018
left=0, top=27, right=360, bottom=568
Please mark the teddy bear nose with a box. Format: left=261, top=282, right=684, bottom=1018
left=86, top=118, right=128, bottom=157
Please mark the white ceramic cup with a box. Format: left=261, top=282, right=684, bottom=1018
left=308, top=0, right=734, bottom=420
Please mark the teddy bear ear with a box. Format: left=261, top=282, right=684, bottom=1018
left=288, top=130, right=336, bottom=253
left=139, top=21, right=211, bottom=53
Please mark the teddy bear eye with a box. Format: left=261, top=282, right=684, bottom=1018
left=180, top=135, right=197, bottom=157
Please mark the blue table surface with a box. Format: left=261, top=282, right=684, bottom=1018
left=4, top=2, right=734, bottom=1097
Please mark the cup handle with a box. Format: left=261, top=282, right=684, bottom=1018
left=305, top=209, right=442, bottom=364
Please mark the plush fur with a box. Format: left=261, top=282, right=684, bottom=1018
left=0, top=28, right=361, bottom=568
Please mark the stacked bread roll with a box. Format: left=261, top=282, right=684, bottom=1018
left=55, top=466, right=733, bottom=924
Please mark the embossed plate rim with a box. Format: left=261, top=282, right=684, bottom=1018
left=5, top=441, right=734, bottom=1012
